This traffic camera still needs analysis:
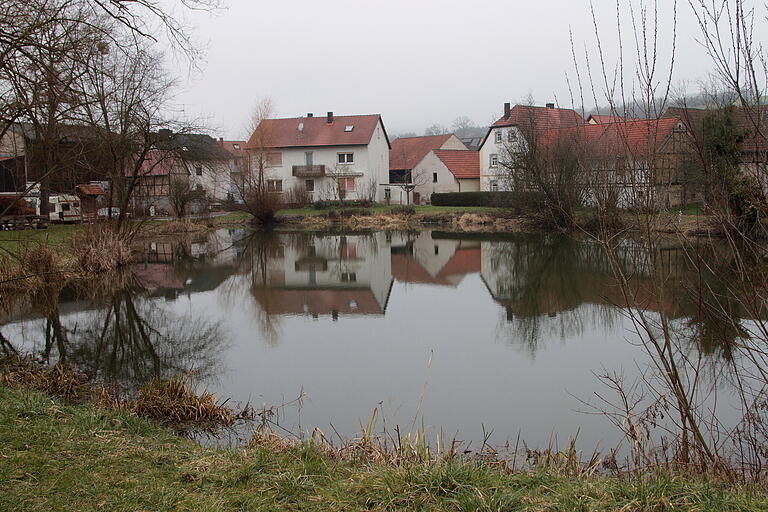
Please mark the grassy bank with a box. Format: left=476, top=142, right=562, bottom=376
left=1, top=386, right=765, bottom=511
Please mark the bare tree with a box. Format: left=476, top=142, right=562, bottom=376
left=236, top=99, right=282, bottom=224
left=168, top=176, right=204, bottom=218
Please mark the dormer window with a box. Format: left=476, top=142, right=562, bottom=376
left=233, top=143, right=240, bottom=149
left=344, top=125, right=354, bottom=132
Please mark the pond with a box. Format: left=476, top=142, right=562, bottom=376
left=0, top=228, right=751, bottom=453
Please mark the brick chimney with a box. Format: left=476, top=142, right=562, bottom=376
left=546, top=103, right=555, bottom=109
left=504, top=102, right=511, bottom=118
left=327, top=111, right=334, bottom=124
left=307, top=113, right=313, bottom=118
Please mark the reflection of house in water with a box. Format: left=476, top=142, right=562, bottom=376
left=133, top=228, right=248, bottom=297
left=250, top=233, right=394, bottom=319
left=389, top=232, right=481, bottom=286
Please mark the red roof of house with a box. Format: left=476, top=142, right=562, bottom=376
left=538, top=118, right=682, bottom=157
left=664, top=106, right=768, bottom=152
left=125, top=149, right=185, bottom=177
left=389, top=134, right=453, bottom=170
left=433, top=150, right=480, bottom=179
left=491, top=105, right=586, bottom=130
left=588, top=114, right=631, bottom=124
left=246, top=114, right=389, bottom=149
left=75, top=184, right=105, bottom=196
left=221, top=140, right=246, bottom=157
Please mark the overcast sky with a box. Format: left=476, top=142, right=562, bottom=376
left=171, top=0, right=725, bottom=139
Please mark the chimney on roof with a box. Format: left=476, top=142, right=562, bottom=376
left=504, top=102, right=511, bottom=118
left=546, top=103, right=555, bottom=109
left=218, top=137, right=223, bottom=142
left=307, top=113, right=313, bottom=118
left=327, top=111, right=334, bottom=124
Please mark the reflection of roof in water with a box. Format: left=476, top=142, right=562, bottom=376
left=250, top=286, right=392, bottom=316
left=391, top=247, right=481, bottom=286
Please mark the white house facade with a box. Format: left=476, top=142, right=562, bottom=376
left=478, top=103, right=586, bottom=191
left=246, top=112, right=390, bottom=203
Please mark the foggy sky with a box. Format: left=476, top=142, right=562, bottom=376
left=171, top=0, right=724, bottom=139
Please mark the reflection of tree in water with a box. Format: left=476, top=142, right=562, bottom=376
left=485, top=234, right=753, bottom=361
left=68, top=290, right=227, bottom=390
left=486, top=234, right=621, bottom=355
left=2, top=275, right=227, bottom=392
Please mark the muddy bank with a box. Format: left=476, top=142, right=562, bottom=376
left=277, top=210, right=723, bottom=238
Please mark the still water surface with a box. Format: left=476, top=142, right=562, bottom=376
left=2, top=228, right=744, bottom=451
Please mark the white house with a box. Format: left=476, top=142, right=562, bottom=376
left=478, top=103, right=586, bottom=191
left=245, top=112, right=391, bottom=203
left=387, top=134, right=472, bottom=204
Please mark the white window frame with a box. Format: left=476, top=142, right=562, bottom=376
left=490, top=154, right=499, bottom=168
left=337, top=152, right=354, bottom=164
left=494, top=131, right=502, bottom=143
left=267, top=179, right=282, bottom=192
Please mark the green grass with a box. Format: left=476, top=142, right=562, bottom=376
left=0, top=223, right=82, bottom=253
left=1, top=385, right=765, bottom=511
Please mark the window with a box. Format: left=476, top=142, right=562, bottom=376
left=344, top=125, right=354, bottom=132
left=62, top=203, right=71, bottom=212
left=305, top=179, right=314, bottom=192
left=490, top=154, right=499, bottom=167
left=337, top=152, right=354, bottom=164
left=491, top=180, right=499, bottom=192
left=494, top=131, right=502, bottom=143
left=384, top=188, right=391, bottom=200
left=195, top=165, right=202, bottom=176
left=434, top=245, right=439, bottom=255
left=73, top=202, right=80, bottom=208
left=267, top=179, right=282, bottom=192
left=508, top=130, right=517, bottom=142
left=305, top=151, right=313, bottom=166
left=338, top=177, right=355, bottom=191
left=232, top=143, right=240, bottom=149
left=341, top=272, right=357, bottom=282
left=266, top=152, right=282, bottom=166
left=432, top=172, right=438, bottom=183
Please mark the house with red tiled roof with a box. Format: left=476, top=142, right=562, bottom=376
left=479, top=103, right=586, bottom=191
left=387, top=134, right=477, bottom=203
left=536, top=117, right=697, bottom=207
left=245, top=112, right=390, bottom=203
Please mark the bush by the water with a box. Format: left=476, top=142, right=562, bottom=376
left=431, top=191, right=543, bottom=209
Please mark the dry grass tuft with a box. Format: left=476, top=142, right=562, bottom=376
left=130, top=375, right=234, bottom=427
left=1, top=356, right=238, bottom=430
left=0, top=356, right=92, bottom=402
left=71, top=224, right=132, bottom=273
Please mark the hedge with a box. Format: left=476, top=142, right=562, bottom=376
left=431, top=191, right=543, bottom=209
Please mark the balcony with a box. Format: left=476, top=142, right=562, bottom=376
left=292, top=165, right=325, bottom=177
